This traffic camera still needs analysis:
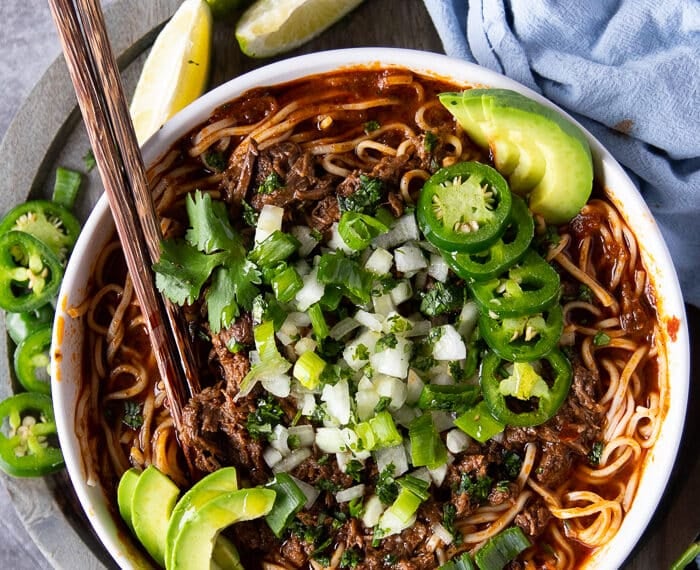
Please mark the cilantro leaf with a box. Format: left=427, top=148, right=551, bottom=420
left=154, top=240, right=225, bottom=305
left=154, top=191, right=261, bottom=333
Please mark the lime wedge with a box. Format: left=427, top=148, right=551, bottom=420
left=235, top=0, right=364, bottom=58
left=130, top=0, right=213, bottom=145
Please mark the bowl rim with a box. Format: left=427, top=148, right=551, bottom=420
left=52, top=46, right=690, bottom=569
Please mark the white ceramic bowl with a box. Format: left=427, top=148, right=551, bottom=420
left=51, top=48, right=690, bottom=569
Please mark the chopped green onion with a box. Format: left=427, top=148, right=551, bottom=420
left=249, top=230, right=300, bottom=267
left=293, top=351, right=327, bottom=390
left=52, top=167, right=82, bottom=209
left=239, top=321, right=291, bottom=396
left=473, top=526, right=531, bottom=570
left=417, top=384, right=480, bottom=413
left=82, top=149, right=96, bottom=172
left=397, top=475, right=430, bottom=501
left=308, top=303, right=329, bottom=340
left=271, top=266, right=303, bottom=303
left=385, top=487, right=422, bottom=523
left=454, top=401, right=505, bottom=444
left=265, top=473, right=307, bottom=537
left=439, top=552, right=476, bottom=570
left=338, top=212, right=388, bottom=251
left=368, top=411, right=403, bottom=449
left=409, top=413, right=447, bottom=469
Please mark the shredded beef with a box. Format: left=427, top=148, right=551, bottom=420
left=514, top=497, right=551, bottom=538
left=208, top=331, right=250, bottom=392
left=221, top=139, right=258, bottom=204
left=309, top=194, right=340, bottom=233
left=181, top=386, right=268, bottom=483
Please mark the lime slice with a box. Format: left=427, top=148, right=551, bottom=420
left=235, top=0, right=364, bottom=58
left=130, top=0, right=213, bottom=145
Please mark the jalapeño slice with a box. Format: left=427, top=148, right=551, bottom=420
left=417, top=161, right=512, bottom=253
left=468, top=249, right=560, bottom=318
left=0, top=200, right=81, bottom=262
left=479, top=305, right=563, bottom=362
left=444, top=195, right=534, bottom=281
left=480, top=349, right=572, bottom=427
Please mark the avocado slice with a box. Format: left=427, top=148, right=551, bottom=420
left=117, top=467, right=141, bottom=533
left=131, top=465, right=180, bottom=568
left=169, top=487, right=276, bottom=570
left=439, top=89, right=593, bottom=224
left=165, top=466, right=240, bottom=569
left=212, top=535, right=244, bottom=570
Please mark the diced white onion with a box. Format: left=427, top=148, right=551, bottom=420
left=431, top=372, right=455, bottom=386
left=373, top=213, right=420, bottom=249
left=329, top=317, right=361, bottom=340
left=362, top=495, right=385, bottom=528
left=394, top=244, right=427, bottom=273
left=276, top=330, right=295, bottom=346
left=270, top=424, right=290, bottom=455
left=356, top=382, right=381, bottom=422
left=294, top=336, right=317, bottom=356
left=389, top=280, right=413, bottom=305
left=288, top=425, right=315, bottom=447
left=446, top=428, right=472, bottom=454
left=431, top=522, right=454, bottom=546
left=300, top=391, right=316, bottom=416
left=410, top=467, right=432, bottom=484
left=432, top=411, right=455, bottom=432
left=295, top=267, right=325, bottom=311
left=374, top=444, right=409, bottom=477
left=406, top=370, right=425, bottom=405
left=428, top=462, right=449, bottom=487
left=377, top=510, right=416, bottom=537
left=372, top=293, right=397, bottom=316
left=355, top=310, right=384, bottom=332
left=315, top=427, right=346, bottom=453
left=322, top=378, right=351, bottom=425
left=428, top=253, right=449, bottom=283
left=272, top=447, right=311, bottom=473
left=335, top=484, right=366, bottom=503
left=373, top=374, right=408, bottom=411
left=291, top=225, right=320, bottom=257
left=392, top=404, right=419, bottom=428
left=370, top=337, right=412, bottom=379
left=343, top=330, right=381, bottom=371
left=290, top=475, right=320, bottom=509
left=263, top=447, right=283, bottom=468
left=432, top=324, right=467, bottom=361
left=457, top=301, right=480, bottom=338
left=262, top=373, right=291, bottom=398
left=404, top=319, right=431, bottom=338
left=364, top=247, right=394, bottom=275
left=255, top=204, right=284, bottom=244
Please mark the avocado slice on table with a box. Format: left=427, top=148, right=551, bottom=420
left=169, top=487, right=276, bottom=570
left=165, top=466, right=241, bottom=569
left=439, top=89, right=593, bottom=224
left=131, top=465, right=180, bottom=568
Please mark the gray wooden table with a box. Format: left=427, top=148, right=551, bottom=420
left=1, top=0, right=698, bottom=569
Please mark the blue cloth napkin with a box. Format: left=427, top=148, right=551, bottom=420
left=423, top=0, right=700, bottom=307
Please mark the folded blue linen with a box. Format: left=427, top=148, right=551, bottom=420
left=424, top=0, right=700, bottom=306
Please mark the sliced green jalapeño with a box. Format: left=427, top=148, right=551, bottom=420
left=444, top=195, right=534, bottom=281
left=480, top=349, right=572, bottom=427
left=468, top=249, right=560, bottom=318
left=479, top=305, right=563, bottom=363
left=417, top=161, right=512, bottom=253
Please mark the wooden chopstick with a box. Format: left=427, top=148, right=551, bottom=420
left=47, top=0, right=201, bottom=440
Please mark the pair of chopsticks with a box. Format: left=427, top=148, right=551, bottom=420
left=47, top=1, right=201, bottom=436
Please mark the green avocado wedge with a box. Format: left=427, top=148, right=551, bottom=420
left=131, top=465, right=180, bottom=568
left=169, top=487, right=276, bottom=570
left=439, top=89, right=593, bottom=224
left=116, top=467, right=141, bottom=533
left=165, top=466, right=240, bottom=570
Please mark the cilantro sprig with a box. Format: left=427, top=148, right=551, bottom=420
left=153, top=191, right=261, bottom=333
